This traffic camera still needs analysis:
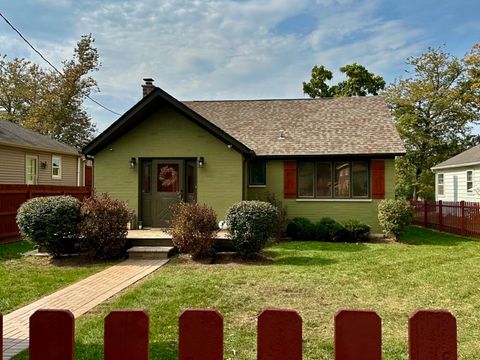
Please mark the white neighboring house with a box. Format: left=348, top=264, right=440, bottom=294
left=431, top=144, right=480, bottom=202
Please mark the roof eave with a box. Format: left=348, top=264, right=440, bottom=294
left=0, top=140, right=81, bottom=156
left=431, top=161, right=480, bottom=171
left=253, top=151, right=405, bottom=159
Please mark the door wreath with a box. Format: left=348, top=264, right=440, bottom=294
left=158, top=165, right=178, bottom=188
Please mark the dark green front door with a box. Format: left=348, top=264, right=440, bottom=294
left=142, top=159, right=184, bottom=227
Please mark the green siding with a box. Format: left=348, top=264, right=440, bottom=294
left=247, top=159, right=396, bottom=233
left=94, top=106, right=243, bottom=223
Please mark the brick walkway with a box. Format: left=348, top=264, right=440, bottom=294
left=2, top=258, right=168, bottom=359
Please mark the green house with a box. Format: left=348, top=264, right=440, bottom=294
left=84, top=80, right=405, bottom=232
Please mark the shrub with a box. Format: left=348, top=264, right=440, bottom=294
left=79, top=194, right=133, bottom=259
left=226, top=201, right=277, bottom=258
left=286, top=217, right=316, bottom=240
left=378, top=199, right=413, bottom=238
left=315, top=217, right=345, bottom=242
left=341, top=219, right=371, bottom=242
left=169, top=202, right=218, bottom=259
left=264, top=192, right=289, bottom=242
left=16, top=196, right=81, bottom=257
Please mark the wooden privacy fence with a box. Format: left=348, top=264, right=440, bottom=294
left=411, top=200, right=480, bottom=238
left=0, top=184, right=91, bottom=241
left=1, top=308, right=457, bottom=359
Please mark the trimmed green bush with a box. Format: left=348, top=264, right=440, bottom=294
left=264, top=192, right=289, bottom=242
left=315, top=217, right=345, bottom=242
left=378, top=199, right=413, bottom=238
left=286, top=217, right=316, bottom=240
left=226, top=201, right=277, bottom=258
left=341, top=219, right=371, bottom=242
left=79, top=194, right=133, bottom=259
left=16, top=196, right=81, bottom=257
left=287, top=217, right=369, bottom=242
left=169, top=202, right=218, bottom=259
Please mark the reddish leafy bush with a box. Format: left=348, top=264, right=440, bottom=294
left=79, top=193, right=133, bottom=259
left=169, top=202, right=218, bottom=259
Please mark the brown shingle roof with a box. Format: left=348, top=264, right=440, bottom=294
left=0, top=119, right=79, bottom=155
left=432, top=144, right=480, bottom=169
left=183, top=96, right=405, bottom=156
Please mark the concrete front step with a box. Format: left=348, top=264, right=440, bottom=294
left=129, top=238, right=174, bottom=247
left=127, top=246, right=175, bottom=259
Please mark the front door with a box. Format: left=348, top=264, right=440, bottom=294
left=141, top=159, right=198, bottom=228
left=153, top=160, right=183, bottom=227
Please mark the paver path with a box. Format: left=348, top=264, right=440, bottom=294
left=2, top=258, right=168, bottom=359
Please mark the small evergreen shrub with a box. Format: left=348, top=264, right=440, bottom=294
left=226, top=201, right=277, bottom=258
left=264, top=192, right=289, bottom=242
left=16, top=196, right=81, bottom=257
left=169, top=202, right=218, bottom=259
left=79, top=194, right=133, bottom=259
left=341, top=219, right=371, bottom=242
left=315, top=217, right=345, bottom=242
left=378, top=199, right=413, bottom=238
left=286, top=217, right=316, bottom=240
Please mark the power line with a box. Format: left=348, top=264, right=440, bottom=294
left=0, top=11, right=121, bottom=116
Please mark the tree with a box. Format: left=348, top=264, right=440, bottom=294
left=384, top=45, right=480, bottom=200
left=303, top=63, right=385, bottom=98
left=0, top=34, right=98, bottom=148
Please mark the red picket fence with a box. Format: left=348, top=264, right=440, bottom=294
left=410, top=200, right=480, bottom=238
left=1, top=308, right=457, bottom=359
left=0, top=184, right=91, bottom=242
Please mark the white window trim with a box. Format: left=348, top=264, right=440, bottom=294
left=437, top=173, right=444, bottom=196
left=25, top=155, right=38, bottom=185
left=466, top=170, right=474, bottom=193
left=52, top=155, right=62, bottom=180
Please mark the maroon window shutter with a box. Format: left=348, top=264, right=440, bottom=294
left=371, top=160, right=385, bottom=199
left=284, top=160, right=297, bottom=199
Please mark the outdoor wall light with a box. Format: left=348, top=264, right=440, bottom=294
left=40, top=161, right=47, bottom=170
left=198, top=156, right=205, bottom=168
left=130, top=157, right=136, bottom=169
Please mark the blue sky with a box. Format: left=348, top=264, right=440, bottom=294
left=1, top=0, right=479, bottom=132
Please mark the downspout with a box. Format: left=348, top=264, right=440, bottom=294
left=77, top=157, right=82, bottom=186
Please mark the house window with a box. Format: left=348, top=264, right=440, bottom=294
left=249, top=160, right=266, bottom=186
left=26, top=155, right=38, bottom=184
left=352, top=161, right=369, bottom=197
left=298, top=162, right=314, bottom=197
left=298, top=160, right=369, bottom=199
left=437, top=174, right=444, bottom=195
left=52, top=155, right=62, bottom=179
left=142, top=160, right=151, bottom=193
left=467, top=170, right=473, bottom=192
left=316, top=162, right=332, bottom=197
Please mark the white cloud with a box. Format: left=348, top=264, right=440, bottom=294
left=1, top=0, right=427, bottom=131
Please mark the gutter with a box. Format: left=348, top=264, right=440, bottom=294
left=431, top=161, right=480, bottom=171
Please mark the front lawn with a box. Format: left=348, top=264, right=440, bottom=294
left=14, top=227, right=480, bottom=359
left=0, top=241, right=115, bottom=314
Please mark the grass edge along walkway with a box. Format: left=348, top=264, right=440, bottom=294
left=3, top=258, right=168, bottom=360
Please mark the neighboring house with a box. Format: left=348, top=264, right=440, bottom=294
left=0, top=119, right=86, bottom=186
left=431, top=145, right=480, bottom=202
left=84, top=80, right=405, bottom=232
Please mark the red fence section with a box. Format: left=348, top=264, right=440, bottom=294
left=411, top=200, right=480, bottom=238
left=0, top=308, right=460, bottom=359
left=0, top=184, right=91, bottom=242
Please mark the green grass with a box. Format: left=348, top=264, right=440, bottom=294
left=13, top=227, right=480, bottom=359
left=0, top=241, right=115, bottom=314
